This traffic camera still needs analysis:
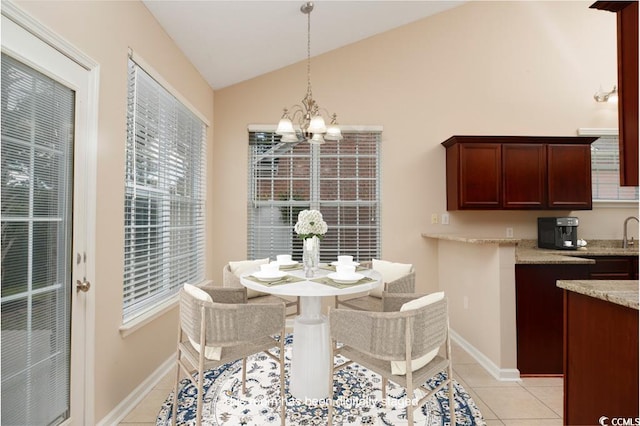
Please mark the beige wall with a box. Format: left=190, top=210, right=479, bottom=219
left=9, top=0, right=637, bottom=420
left=436, top=240, right=519, bottom=378
left=14, top=0, right=215, bottom=422
left=212, top=1, right=634, bottom=295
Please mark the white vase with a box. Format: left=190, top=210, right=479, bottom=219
left=303, top=236, right=320, bottom=278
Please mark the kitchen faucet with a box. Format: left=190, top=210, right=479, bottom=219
left=622, top=216, right=639, bottom=248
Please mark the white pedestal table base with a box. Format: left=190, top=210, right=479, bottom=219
left=288, top=295, right=330, bottom=402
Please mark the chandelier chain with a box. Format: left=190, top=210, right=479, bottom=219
left=306, top=4, right=312, bottom=97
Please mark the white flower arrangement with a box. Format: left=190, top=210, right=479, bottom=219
left=294, top=209, right=328, bottom=240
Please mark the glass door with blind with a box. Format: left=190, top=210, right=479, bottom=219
left=247, top=130, right=381, bottom=263
left=1, top=12, right=94, bottom=425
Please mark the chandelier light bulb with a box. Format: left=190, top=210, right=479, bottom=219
left=308, top=115, right=326, bottom=133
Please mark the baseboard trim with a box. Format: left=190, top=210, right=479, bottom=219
left=97, top=353, right=175, bottom=426
left=450, top=329, right=521, bottom=382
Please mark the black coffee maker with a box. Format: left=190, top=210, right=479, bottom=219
left=537, top=217, right=579, bottom=250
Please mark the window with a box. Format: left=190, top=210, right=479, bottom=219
left=247, top=129, right=381, bottom=262
left=587, top=131, right=639, bottom=201
left=123, top=58, right=206, bottom=322
left=2, top=52, right=74, bottom=425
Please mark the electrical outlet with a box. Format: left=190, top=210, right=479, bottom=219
left=506, top=227, right=514, bottom=238
left=431, top=213, right=438, bottom=224
left=441, top=213, right=450, bottom=225
left=463, top=296, right=469, bottom=310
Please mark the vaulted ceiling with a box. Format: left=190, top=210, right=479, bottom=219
left=143, top=1, right=465, bottom=90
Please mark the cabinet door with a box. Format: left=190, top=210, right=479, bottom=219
left=586, top=256, right=637, bottom=279
left=547, top=144, right=592, bottom=209
left=516, top=264, right=589, bottom=375
left=458, top=143, right=501, bottom=209
left=502, top=144, right=546, bottom=209
left=619, top=2, right=639, bottom=186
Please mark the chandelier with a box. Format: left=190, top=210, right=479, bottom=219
left=275, top=2, right=342, bottom=144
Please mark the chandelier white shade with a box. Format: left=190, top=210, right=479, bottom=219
left=275, top=2, right=342, bottom=144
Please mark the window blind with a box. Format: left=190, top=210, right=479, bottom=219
left=247, top=131, right=381, bottom=262
left=591, top=136, right=639, bottom=201
left=123, top=58, right=206, bottom=322
left=1, top=53, right=73, bottom=425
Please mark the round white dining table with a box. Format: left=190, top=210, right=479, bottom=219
left=240, top=265, right=382, bottom=402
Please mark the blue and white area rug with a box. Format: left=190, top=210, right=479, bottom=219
left=157, top=335, right=485, bottom=425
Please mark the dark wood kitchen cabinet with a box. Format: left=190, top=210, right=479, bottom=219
left=502, top=144, right=546, bottom=209
left=585, top=255, right=639, bottom=279
left=515, top=264, right=589, bottom=376
left=445, top=142, right=501, bottom=209
left=516, top=254, right=638, bottom=376
left=563, top=290, right=639, bottom=425
left=591, top=1, right=638, bottom=187
left=442, top=136, right=597, bottom=210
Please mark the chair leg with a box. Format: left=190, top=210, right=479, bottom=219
left=172, top=361, right=181, bottom=426
left=196, top=367, right=204, bottom=425
left=242, top=357, right=247, bottom=394
left=407, top=389, right=414, bottom=425
left=448, top=364, right=456, bottom=425
left=279, top=331, right=286, bottom=426
left=327, top=339, right=335, bottom=426
left=382, top=377, right=387, bottom=401
left=172, top=326, right=184, bottom=426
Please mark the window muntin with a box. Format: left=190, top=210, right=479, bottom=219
left=248, top=131, right=381, bottom=262
left=123, top=58, right=206, bottom=322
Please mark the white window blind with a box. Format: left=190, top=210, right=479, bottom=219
left=123, top=58, right=206, bottom=322
left=591, top=135, right=639, bottom=201
left=248, top=131, right=381, bottom=262
left=1, top=53, right=73, bottom=425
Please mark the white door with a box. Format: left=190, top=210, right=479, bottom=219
left=1, top=12, right=96, bottom=425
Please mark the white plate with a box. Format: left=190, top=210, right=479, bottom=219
left=277, top=260, right=299, bottom=268
left=252, top=271, right=288, bottom=282
left=328, top=272, right=364, bottom=284
left=330, top=261, right=360, bottom=267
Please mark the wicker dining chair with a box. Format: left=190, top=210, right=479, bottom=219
left=334, top=261, right=415, bottom=311
left=172, top=284, right=287, bottom=426
left=223, top=263, right=300, bottom=316
left=328, top=292, right=455, bottom=425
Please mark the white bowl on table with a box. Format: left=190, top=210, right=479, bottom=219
left=330, top=261, right=360, bottom=267
left=328, top=272, right=364, bottom=284
left=277, top=259, right=299, bottom=268
left=252, top=270, right=288, bottom=282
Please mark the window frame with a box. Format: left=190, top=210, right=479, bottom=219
left=247, top=125, right=382, bottom=263
left=122, top=55, right=207, bottom=324
left=579, top=128, right=639, bottom=205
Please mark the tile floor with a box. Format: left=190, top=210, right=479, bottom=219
left=119, top=340, right=563, bottom=425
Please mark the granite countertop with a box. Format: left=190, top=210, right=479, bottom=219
left=557, top=280, right=639, bottom=310
left=423, top=233, right=639, bottom=264
left=516, top=240, right=638, bottom=264
left=422, top=233, right=519, bottom=245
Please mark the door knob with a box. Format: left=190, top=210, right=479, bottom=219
left=76, top=279, right=91, bottom=293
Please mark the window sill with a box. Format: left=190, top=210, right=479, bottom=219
left=119, top=295, right=179, bottom=338
left=118, top=279, right=213, bottom=338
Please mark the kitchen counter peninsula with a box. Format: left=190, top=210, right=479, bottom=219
left=423, top=233, right=639, bottom=379
left=423, top=233, right=520, bottom=380
left=558, top=279, right=638, bottom=425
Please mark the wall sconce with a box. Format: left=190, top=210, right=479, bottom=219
left=594, top=85, right=618, bottom=103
